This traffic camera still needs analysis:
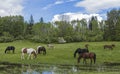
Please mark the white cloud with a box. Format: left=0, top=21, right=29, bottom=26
left=55, top=0, right=64, bottom=5
left=75, top=0, right=120, bottom=13
left=52, top=12, right=103, bottom=22
left=0, top=0, right=24, bottom=16
left=43, top=0, right=77, bottom=10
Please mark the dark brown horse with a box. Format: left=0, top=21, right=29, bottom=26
left=77, top=52, right=96, bottom=64
left=37, top=46, right=46, bottom=55
left=104, top=44, right=115, bottom=50
left=74, top=44, right=89, bottom=58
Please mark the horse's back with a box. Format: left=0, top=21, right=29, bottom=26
left=6, top=46, right=15, bottom=50
left=27, top=48, right=36, bottom=54
left=37, top=46, right=42, bottom=50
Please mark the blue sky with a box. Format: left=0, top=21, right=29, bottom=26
left=23, top=0, right=82, bottom=22
left=0, top=0, right=120, bottom=22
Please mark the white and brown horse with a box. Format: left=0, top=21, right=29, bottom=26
left=21, top=48, right=37, bottom=60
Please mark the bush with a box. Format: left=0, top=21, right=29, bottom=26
left=72, top=35, right=83, bottom=42
left=15, top=35, right=24, bottom=40
left=64, top=36, right=73, bottom=42
left=0, top=36, right=14, bottom=42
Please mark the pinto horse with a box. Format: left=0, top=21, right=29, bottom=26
left=21, top=48, right=37, bottom=60
left=74, top=48, right=89, bottom=58
left=104, top=44, right=115, bottom=50
left=78, top=52, right=96, bottom=64
left=37, top=46, right=46, bottom=55
left=5, top=46, right=15, bottom=54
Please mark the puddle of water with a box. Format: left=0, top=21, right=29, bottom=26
left=0, top=63, right=120, bottom=74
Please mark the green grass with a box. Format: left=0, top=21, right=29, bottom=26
left=0, top=40, right=120, bottom=74
left=0, top=40, right=120, bottom=65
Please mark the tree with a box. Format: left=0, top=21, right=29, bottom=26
left=39, top=17, right=44, bottom=23
left=105, top=9, right=120, bottom=41
left=28, top=15, right=34, bottom=35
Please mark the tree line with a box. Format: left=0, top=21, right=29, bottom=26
left=0, top=9, right=120, bottom=43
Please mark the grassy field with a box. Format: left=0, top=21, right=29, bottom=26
left=0, top=40, right=120, bottom=73
left=0, top=40, right=120, bottom=65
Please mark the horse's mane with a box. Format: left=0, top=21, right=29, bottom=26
left=74, top=47, right=89, bottom=58
left=74, top=48, right=80, bottom=58
left=42, top=46, right=46, bottom=55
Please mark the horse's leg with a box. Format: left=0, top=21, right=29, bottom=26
left=77, top=56, right=81, bottom=64
left=13, top=49, right=14, bottom=53
left=111, top=47, right=113, bottom=50
left=90, top=58, right=92, bottom=65
left=27, top=54, right=31, bottom=60
left=83, top=58, right=86, bottom=64
left=43, top=51, right=45, bottom=55
left=30, top=54, right=33, bottom=59
left=21, top=53, right=24, bottom=59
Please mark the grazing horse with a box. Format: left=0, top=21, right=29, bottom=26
left=5, top=46, right=15, bottom=54
left=78, top=52, right=96, bottom=64
left=47, top=44, right=54, bottom=49
left=104, top=44, right=115, bottom=50
left=21, top=48, right=37, bottom=60
left=74, top=44, right=89, bottom=58
left=37, top=46, right=46, bottom=55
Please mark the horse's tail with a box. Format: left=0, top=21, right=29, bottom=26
left=93, top=53, right=96, bottom=64
left=74, top=49, right=78, bottom=58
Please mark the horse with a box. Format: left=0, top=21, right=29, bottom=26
left=21, top=48, right=37, bottom=60
left=104, top=44, right=115, bottom=50
left=5, top=46, right=15, bottom=54
left=37, top=46, right=46, bottom=55
left=74, top=44, right=89, bottom=58
left=85, top=44, right=89, bottom=49
left=77, top=52, right=96, bottom=64
left=47, top=44, right=54, bottom=49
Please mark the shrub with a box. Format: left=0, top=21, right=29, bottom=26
left=0, top=36, right=14, bottom=42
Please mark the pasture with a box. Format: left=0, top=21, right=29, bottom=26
left=0, top=40, right=120, bottom=73
left=0, top=40, right=120, bottom=65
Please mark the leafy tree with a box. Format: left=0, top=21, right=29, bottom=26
left=105, top=9, right=120, bottom=41
left=39, top=17, right=44, bottom=23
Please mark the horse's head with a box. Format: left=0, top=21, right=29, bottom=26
left=85, top=44, right=89, bottom=48
left=31, top=50, right=37, bottom=58
left=112, top=44, right=115, bottom=47
left=74, top=48, right=81, bottom=58
left=21, top=48, right=28, bottom=53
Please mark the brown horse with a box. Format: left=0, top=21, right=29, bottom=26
left=77, top=52, right=96, bottom=64
left=104, top=44, right=115, bottom=50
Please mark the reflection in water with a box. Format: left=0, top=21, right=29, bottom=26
left=21, top=65, right=55, bottom=74
left=0, top=63, right=120, bottom=74
left=21, top=65, right=79, bottom=74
